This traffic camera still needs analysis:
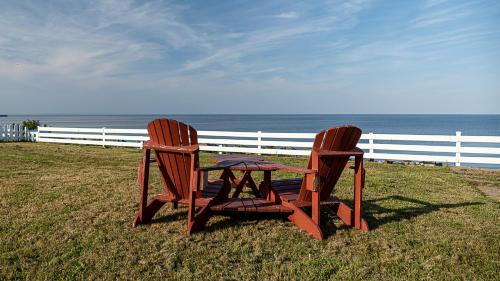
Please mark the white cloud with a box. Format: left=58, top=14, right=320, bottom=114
left=423, top=0, right=448, bottom=8
left=273, top=12, right=298, bottom=19
left=181, top=1, right=371, bottom=73
left=0, top=0, right=208, bottom=80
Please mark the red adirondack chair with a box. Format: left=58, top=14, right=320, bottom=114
left=260, top=125, right=369, bottom=240
left=133, top=119, right=368, bottom=240
left=132, top=119, right=233, bottom=235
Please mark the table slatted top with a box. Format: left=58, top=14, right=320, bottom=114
left=210, top=154, right=309, bottom=173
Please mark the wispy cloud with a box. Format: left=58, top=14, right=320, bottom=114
left=0, top=0, right=207, bottom=79
left=412, top=1, right=475, bottom=28
left=273, top=12, right=298, bottom=19
left=0, top=0, right=498, bottom=114
left=423, top=0, right=448, bottom=8
left=182, top=0, right=370, bottom=73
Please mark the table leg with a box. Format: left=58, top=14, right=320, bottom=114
left=246, top=174, right=261, bottom=198
left=221, top=169, right=239, bottom=185
left=259, top=170, right=272, bottom=200
left=232, top=171, right=251, bottom=198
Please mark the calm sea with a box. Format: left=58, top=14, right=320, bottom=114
left=1, top=114, right=499, bottom=135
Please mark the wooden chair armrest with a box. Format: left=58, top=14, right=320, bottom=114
left=315, top=147, right=364, bottom=157
left=143, top=141, right=199, bottom=154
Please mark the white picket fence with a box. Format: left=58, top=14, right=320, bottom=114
left=0, top=124, right=34, bottom=141
left=33, top=126, right=500, bottom=167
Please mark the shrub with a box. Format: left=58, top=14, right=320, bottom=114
left=22, top=119, right=40, bottom=130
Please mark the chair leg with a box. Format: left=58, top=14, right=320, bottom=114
left=133, top=198, right=166, bottom=226
left=186, top=192, right=216, bottom=236
left=311, top=190, right=320, bottom=225
left=187, top=205, right=213, bottom=235
left=187, top=174, right=230, bottom=236
left=133, top=149, right=168, bottom=227
left=282, top=201, right=323, bottom=240
left=354, top=156, right=369, bottom=232
left=334, top=201, right=369, bottom=232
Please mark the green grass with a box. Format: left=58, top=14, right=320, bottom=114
left=1, top=142, right=499, bottom=280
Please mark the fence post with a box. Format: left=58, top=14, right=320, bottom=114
left=369, top=132, right=374, bottom=160
left=102, top=127, right=106, bottom=147
left=16, top=124, right=20, bottom=141
left=455, top=131, right=461, bottom=167
left=23, top=126, right=27, bottom=141
left=218, top=144, right=223, bottom=155
left=257, top=130, right=262, bottom=155
left=8, top=124, right=12, bottom=141
left=36, top=126, right=40, bottom=142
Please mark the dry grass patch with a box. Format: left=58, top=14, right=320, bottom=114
left=0, top=143, right=499, bottom=280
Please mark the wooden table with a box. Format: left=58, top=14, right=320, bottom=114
left=211, top=155, right=279, bottom=198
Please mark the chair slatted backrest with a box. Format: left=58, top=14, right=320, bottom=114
left=298, top=126, right=362, bottom=202
left=147, top=119, right=198, bottom=201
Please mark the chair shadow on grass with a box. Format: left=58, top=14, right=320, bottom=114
left=146, top=196, right=483, bottom=238
left=203, top=212, right=289, bottom=234
left=338, top=195, right=483, bottom=231
left=149, top=208, right=187, bottom=225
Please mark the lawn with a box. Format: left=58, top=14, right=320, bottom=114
left=0, top=143, right=499, bottom=280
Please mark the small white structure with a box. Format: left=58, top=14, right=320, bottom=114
left=0, top=124, right=34, bottom=142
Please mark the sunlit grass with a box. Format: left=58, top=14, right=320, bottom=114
left=1, top=143, right=499, bottom=280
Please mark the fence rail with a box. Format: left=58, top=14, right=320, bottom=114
left=34, top=126, right=500, bottom=167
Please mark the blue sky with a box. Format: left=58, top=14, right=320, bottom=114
left=0, top=0, right=499, bottom=114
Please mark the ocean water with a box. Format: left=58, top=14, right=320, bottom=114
left=1, top=114, right=499, bottom=135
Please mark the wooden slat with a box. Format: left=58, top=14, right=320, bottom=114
left=210, top=198, right=292, bottom=213
left=189, top=126, right=198, bottom=145
left=179, top=123, right=190, bottom=145
left=162, top=120, right=183, bottom=199
left=154, top=121, right=178, bottom=197
left=168, top=119, right=189, bottom=200
left=322, top=128, right=347, bottom=199
left=225, top=199, right=245, bottom=211
left=322, top=126, right=361, bottom=200
left=251, top=198, right=291, bottom=213
left=179, top=122, right=193, bottom=198
left=242, top=198, right=256, bottom=212
left=178, top=122, right=192, bottom=195
left=210, top=199, right=233, bottom=211
left=148, top=120, right=179, bottom=199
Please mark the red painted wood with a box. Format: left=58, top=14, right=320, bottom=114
left=133, top=119, right=231, bottom=236
left=134, top=120, right=369, bottom=239
left=268, top=125, right=368, bottom=240
left=210, top=198, right=292, bottom=213
left=211, top=155, right=264, bottom=163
